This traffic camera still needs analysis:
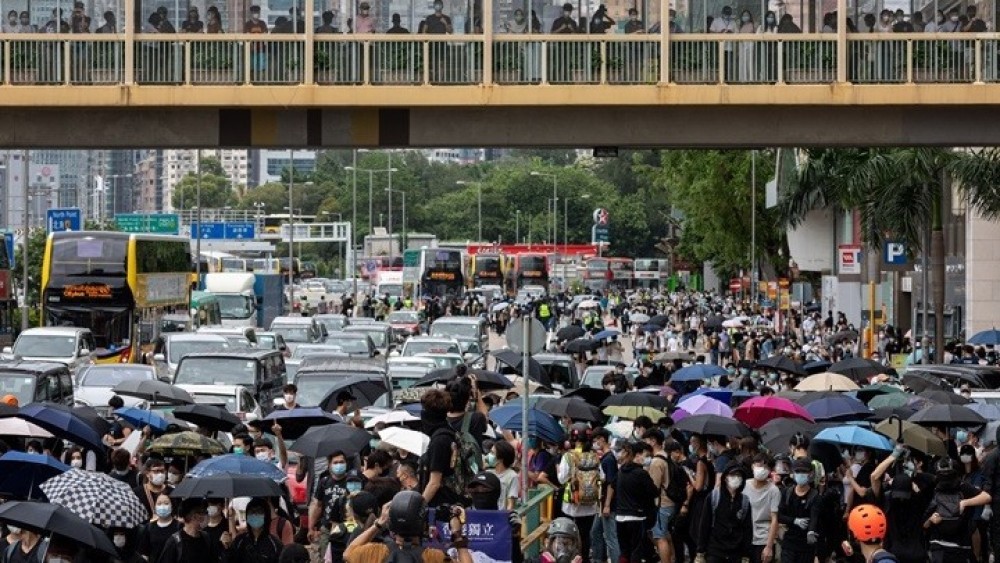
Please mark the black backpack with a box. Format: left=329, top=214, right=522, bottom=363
left=931, top=489, right=968, bottom=540
left=655, top=453, right=690, bottom=506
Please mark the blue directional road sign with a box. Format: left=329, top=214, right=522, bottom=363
left=883, top=241, right=909, bottom=267
left=191, top=222, right=225, bottom=239
left=47, top=208, right=81, bottom=233
left=4, top=233, right=13, bottom=269
left=224, top=223, right=255, bottom=239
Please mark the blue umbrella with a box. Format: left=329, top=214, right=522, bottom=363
left=188, top=454, right=286, bottom=482
left=679, top=387, right=733, bottom=405
left=804, top=395, right=871, bottom=422
left=814, top=425, right=894, bottom=451
left=671, top=364, right=728, bottom=383
left=642, top=324, right=663, bottom=333
left=16, top=403, right=106, bottom=454
left=969, top=329, right=1000, bottom=346
left=802, top=360, right=833, bottom=374
left=114, top=407, right=170, bottom=433
left=966, top=402, right=1000, bottom=420
left=0, top=451, right=70, bottom=500
left=488, top=405, right=565, bottom=444
left=593, top=329, right=621, bottom=341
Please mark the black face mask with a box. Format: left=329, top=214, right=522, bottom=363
left=470, top=492, right=499, bottom=510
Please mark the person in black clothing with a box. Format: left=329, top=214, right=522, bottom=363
left=591, top=428, right=620, bottom=563
left=777, top=458, right=821, bottom=563
left=386, top=13, right=408, bottom=33
left=551, top=3, right=578, bottom=33
left=616, top=440, right=658, bottom=563
left=228, top=498, right=283, bottom=562
left=419, top=389, right=461, bottom=507
left=158, top=498, right=222, bottom=563
left=108, top=448, right=138, bottom=486
left=924, top=457, right=991, bottom=563
left=697, top=462, right=752, bottom=563
left=137, top=492, right=178, bottom=563
left=108, top=526, right=144, bottom=563
left=203, top=498, right=230, bottom=549
left=445, top=372, right=488, bottom=448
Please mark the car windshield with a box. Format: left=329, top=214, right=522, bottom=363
left=328, top=338, right=369, bottom=354
left=581, top=367, right=635, bottom=388
left=317, top=317, right=347, bottom=332
left=215, top=294, right=255, bottom=320
left=0, top=373, right=36, bottom=406
left=405, top=341, right=460, bottom=355
left=273, top=326, right=312, bottom=343
left=421, top=355, right=463, bottom=369
left=353, top=330, right=386, bottom=347
left=174, top=358, right=256, bottom=386
left=292, top=345, right=342, bottom=359
left=13, top=335, right=77, bottom=358
left=388, top=312, right=420, bottom=323
left=257, top=335, right=275, bottom=349
left=81, top=367, right=153, bottom=387
left=295, top=376, right=351, bottom=406
left=389, top=374, right=424, bottom=390
left=193, top=393, right=238, bottom=412
left=168, top=340, right=228, bottom=364
left=460, top=341, right=482, bottom=355
left=430, top=323, right=479, bottom=339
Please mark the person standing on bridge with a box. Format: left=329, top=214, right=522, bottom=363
left=245, top=6, right=268, bottom=78
left=709, top=7, right=737, bottom=81
left=182, top=7, right=204, bottom=32
left=354, top=3, right=376, bottom=33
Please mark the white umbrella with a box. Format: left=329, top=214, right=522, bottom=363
left=365, top=410, right=419, bottom=429
left=492, top=302, right=510, bottom=312
left=630, top=313, right=651, bottom=324
left=722, top=318, right=744, bottom=328
left=605, top=420, right=634, bottom=440
left=379, top=427, right=430, bottom=456
left=505, top=376, right=547, bottom=396
left=0, top=418, right=53, bottom=438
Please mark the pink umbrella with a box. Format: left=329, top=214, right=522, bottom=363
left=676, top=395, right=733, bottom=418
left=734, top=396, right=814, bottom=429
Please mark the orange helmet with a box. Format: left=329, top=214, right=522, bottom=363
left=1, top=394, right=17, bottom=407
left=848, top=504, right=887, bottom=544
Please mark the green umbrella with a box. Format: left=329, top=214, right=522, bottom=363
left=856, top=384, right=904, bottom=405
left=868, top=392, right=913, bottom=410
left=147, top=431, right=226, bottom=457
left=874, top=418, right=947, bottom=457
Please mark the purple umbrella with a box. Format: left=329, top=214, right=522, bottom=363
left=676, top=395, right=733, bottom=418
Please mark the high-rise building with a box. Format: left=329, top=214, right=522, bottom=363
left=161, top=149, right=250, bottom=211
left=249, top=150, right=316, bottom=188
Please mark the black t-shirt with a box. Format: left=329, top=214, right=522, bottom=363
left=447, top=412, right=487, bottom=448
left=158, top=529, right=222, bottom=563
left=422, top=427, right=459, bottom=507
left=137, top=520, right=179, bottom=562
left=7, top=540, right=43, bottom=563
left=204, top=517, right=229, bottom=548
left=313, top=473, right=350, bottom=526
left=925, top=482, right=982, bottom=547
left=551, top=16, right=578, bottom=33
left=421, top=13, right=451, bottom=34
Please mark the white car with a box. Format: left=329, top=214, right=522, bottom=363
left=174, top=384, right=263, bottom=422
left=4, top=327, right=96, bottom=375
left=74, top=364, right=156, bottom=415
left=415, top=353, right=465, bottom=370
left=153, top=334, right=230, bottom=382
left=399, top=336, right=462, bottom=357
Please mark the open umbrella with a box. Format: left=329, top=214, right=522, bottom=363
left=556, top=325, right=586, bottom=342
left=593, top=329, right=621, bottom=341
left=804, top=395, right=871, bottom=422
left=538, top=397, right=603, bottom=422
left=675, top=414, right=751, bottom=437
left=794, top=391, right=843, bottom=405
left=604, top=405, right=668, bottom=420
left=872, top=404, right=920, bottom=421
left=830, top=358, right=885, bottom=383
left=492, top=349, right=551, bottom=386
left=676, top=395, right=733, bottom=418
left=908, top=404, right=987, bottom=427
left=829, top=330, right=860, bottom=344
left=758, top=417, right=818, bottom=453
left=378, top=426, right=431, bottom=456
left=602, top=392, right=670, bottom=410
left=488, top=405, right=564, bottom=444
left=966, top=402, right=1000, bottom=420
left=649, top=314, right=671, bottom=327
left=147, top=431, right=227, bottom=457
left=679, top=388, right=733, bottom=405
left=172, top=474, right=283, bottom=499
left=318, top=376, right=388, bottom=411
left=256, top=407, right=338, bottom=439
left=755, top=355, right=806, bottom=376
left=72, top=405, right=111, bottom=438
left=671, top=364, right=727, bottom=383
left=802, top=360, right=833, bottom=374
left=40, top=469, right=149, bottom=528
left=111, top=379, right=194, bottom=405
left=629, top=313, right=651, bottom=324
left=172, top=404, right=242, bottom=433
left=562, top=386, right=611, bottom=407
left=641, top=324, right=663, bottom=334
left=868, top=393, right=914, bottom=410
left=703, top=315, right=724, bottom=330
left=0, top=451, right=69, bottom=500
left=968, top=329, right=1000, bottom=346
left=0, top=501, right=117, bottom=555
left=814, top=425, right=894, bottom=451
left=901, top=372, right=951, bottom=394
left=564, top=338, right=601, bottom=354
left=0, top=418, right=53, bottom=438
left=917, top=390, right=972, bottom=405
left=291, top=423, right=371, bottom=458
left=364, top=409, right=419, bottom=428
left=722, top=318, right=744, bottom=329
left=795, top=372, right=860, bottom=392
left=114, top=406, right=170, bottom=433
left=856, top=384, right=904, bottom=404
left=188, top=454, right=287, bottom=481
left=653, top=351, right=695, bottom=363
left=16, top=403, right=106, bottom=454
left=874, top=418, right=948, bottom=457
left=734, top=396, right=814, bottom=429
left=413, top=368, right=513, bottom=391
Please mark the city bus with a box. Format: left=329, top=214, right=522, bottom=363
left=580, top=257, right=635, bottom=292
left=504, top=253, right=549, bottom=293
left=468, top=253, right=505, bottom=288
left=42, top=232, right=192, bottom=363
left=197, top=251, right=236, bottom=274
left=420, top=248, right=465, bottom=301
left=634, top=258, right=669, bottom=289
left=261, top=213, right=316, bottom=236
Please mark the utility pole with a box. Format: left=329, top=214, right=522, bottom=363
left=20, top=150, right=29, bottom=330
left=288, top=149, right=295, bottom=313
left=194, top=150, right=202, bottom=287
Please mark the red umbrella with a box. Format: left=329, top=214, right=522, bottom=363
left=734, top=396, right=815, bottom=429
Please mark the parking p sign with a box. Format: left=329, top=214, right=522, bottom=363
left=883, top=241, right=910, bottom=270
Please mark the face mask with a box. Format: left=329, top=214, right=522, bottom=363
left=604, top=384, right=616, bottom=392
left=347, top=481, right=362, bottom=493
left=434, top=4, right=443, bottom=11
left=766, top=16, right=775, bottom=22
left=723, top=13, right=732, bottom=20
left=707, top=445, right=718, bottom=456
left=257, top=451, right=272, bottom=462
left=26, top=449, right=39, bottom=455
left=903, top=462, right=915, bottom=476
left=233, top=447, right=244, bottom=455
left=485, top=452, right=497, bottom=468
left=113, top=535, right=127, bottom=548
left=956, top=431, right=968, bottom=443
left=246, top=514, right=266, bottom=529
left=961, top=454, right=974, bottom=463
left=753, top=467, right=770, bottom=481
left=741, top=15, right=750, bottom=22
left=643, top=458, right=652, bottom=468
left=150, top=473, right=166, bottom=486
left=251, top=13, right=259, bottom=20
left=793, top=473, right=810, bottom=486
left=284, top=393, right=296, bottom=404
left=155, top=505, right=172, bottom=519
left=726, top=475, right=743, bottom=489
left=854, top=451, right=867, bottom=463
left=7, top=526, right=20, bottom=535
left=332, top=462, right=347, bottom=476
left=70, top=459, right=83, bottom=469
left=688, top=444, right=696, bottom=455
left=207, top=506, right=220, bottom=518
left=370, top=438, right=381, bottom=450
left=950, top=15, right=958, bottom=21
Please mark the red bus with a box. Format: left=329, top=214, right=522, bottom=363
left=505, top=253, right=549, bottom=293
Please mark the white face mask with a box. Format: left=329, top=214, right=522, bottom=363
left=961, top=454, right=974, bottom=464
left=726, top=475, right=743, bottom=490
left=741, top=14, right=750, bottom=22
left=70, top=459, right=83, bottom=468
left=113, top=535, right=127, bottom=548
left=753, top=467, right=770, bottom=481
left=150, top=473, right=166, bottom=486
left=167, top=473, right=181, bottom=485
left=256, top=451, right=271, bottom=462
left=207, top=505, right=220, bottom=518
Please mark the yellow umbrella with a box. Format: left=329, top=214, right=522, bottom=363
left=603, top=405, right=666, bottom=420
left=794, top=372, right=860, bottom=392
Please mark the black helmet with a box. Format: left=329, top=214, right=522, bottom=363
left=569, top=423, right=592, bottom=444
left=388, top=491, right=427, bottom=537
left=935, top=457, right=958, bottom=479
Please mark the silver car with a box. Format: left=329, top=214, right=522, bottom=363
left=74, top=364, right=156, bottom=415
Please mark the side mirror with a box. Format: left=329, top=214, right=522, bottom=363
left=79, top=349, right=91, bottom=357
left=2, top=346, right=11, bottom=354
left=158, top=376, right=171, bottom=383
left=153, top=353, right=165, bottom=362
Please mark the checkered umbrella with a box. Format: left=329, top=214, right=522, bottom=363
left=39, top=469, right=147, bottom=528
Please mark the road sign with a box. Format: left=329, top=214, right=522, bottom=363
left=505, top=317, right=547, bottom=355
left=224, top=223, right=255, bottom=239
left=4, top=233, right=13, bottom=269
left=729, top=278, right=742, bottom=292
left=883, top=241, right=908, bottom=266
left=190, top=222, right=225, bottom=239
left=115, top=214, right=180, bottom=234
left=591, top=225, right=610, bottom=244
left=403, top=249, right=420, bottom=268
left=592, top=208, right=610, bottom=226
left=47, top=208, right=81, bottom=233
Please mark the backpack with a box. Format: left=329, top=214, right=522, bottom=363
left=931, top=489, right=968, bottom=540
left=384, top=538, right=426, bottom=563
left=430, top=413, right=482, bottom=501
left=710, top=488, right=750, bottom=528
left=655, top=453, right=690, bottom=506
left=568, top=451, right=601, bottom=505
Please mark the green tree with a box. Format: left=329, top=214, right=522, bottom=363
left=15, top=229, right=48, bottom=310
left=171, top=157, right=238, bottom=210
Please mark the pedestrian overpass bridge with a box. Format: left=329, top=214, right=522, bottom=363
left=4, top=21, right=1000, bottom=147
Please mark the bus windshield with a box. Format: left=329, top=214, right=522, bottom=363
left=45, top=306, right=130, bottom=350
left=520, top=256, right=545, bottom=272
left=587, top=259, right=609, bottom=271
left=634, top=259, right=658, bottom=271
left=50, top=237, right=128, bottom=277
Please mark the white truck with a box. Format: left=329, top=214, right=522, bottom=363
left=375, top=270, right=404, bottom=304
left=204, top=273, right=258, bottom=328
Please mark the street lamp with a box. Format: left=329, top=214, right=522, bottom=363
left=386, top=188, right=407, bottom=255
left=530, top=171, right=558, bottom=249
left=515, top=210, right=520, bottom=244
left=456, top=180, right=482, bottom=242
left=344, top=165, right=398, bottom=238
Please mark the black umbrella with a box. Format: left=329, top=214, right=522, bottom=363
left=538, top=397, right=603, bottom=422
left=0, top=501, right=117, bottom=555
left=917, top=390, right=973, bottom=405
left=909, top=404, right=987, bottom=427
left=802, top=360, right=832, bottom=374
left=563, top=387, right=611, bottom=408
left=171, top=474, right=283, bottom=499
left=172, top=404, right=242, bottom=433
left=318, top=376, right=388, bottom=411
left=602, top=392, right=670, bottom=410
left=413, top=368, right=513, bottom=391
left=808, top=440, right=845, bottom=474
left=902, top=372, right=952, bottom=394
left=758, top=417, right=818, bottom=453
left=492, top=350, right=551, bottom=387
left=112, top=380, right=194, bottom=405
left=674, top=414, right=752, bottom=438
left=755, top=356, right=806, bottom=376
left=255, top=407, right=338, bottom=439
left=830, top=358, right=884, bottom=383
left=649, top=315, right=671, bottom=327
left=872, top=404, right=919, bottom=421
left=291, top=423, right=371, bottom=458
left=829, top=330, right=860, bottom=344
left=71, top=405, right=111, bottom=438
left=703, top=315, right=724, bottom=331
left=564, top=338, right=601, bottom=354
left=555, top=325, right=586, bottom=342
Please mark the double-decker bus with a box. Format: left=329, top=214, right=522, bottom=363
left=42, top=232, right=192, bottom=363
left=357, top=256, right=403, bottom=281
left=261, top=213, right=316, bottom=236
left=505, top=253, right=549, bottom=292
left=580, top=257, right=635, bottom=292
left=634, top=258, right=669, bottom=289
left=468, top=253, right=505, bottom=288
left=420, top=248, right=465, bottom=301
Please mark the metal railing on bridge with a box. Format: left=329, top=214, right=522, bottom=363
left=4, top=32, right=1000, bottom=86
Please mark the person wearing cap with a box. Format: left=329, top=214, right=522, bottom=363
left=696, top=462, right=752, bottom=563
left=158, top=498, right=222, bottom=562
left=467, top=471, right=503, bottom=510
left=551, top=3, right=579, bottom=33
left=777, top=458, right=821, bottom=563
left=354, top=2, right=375, bottom=33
